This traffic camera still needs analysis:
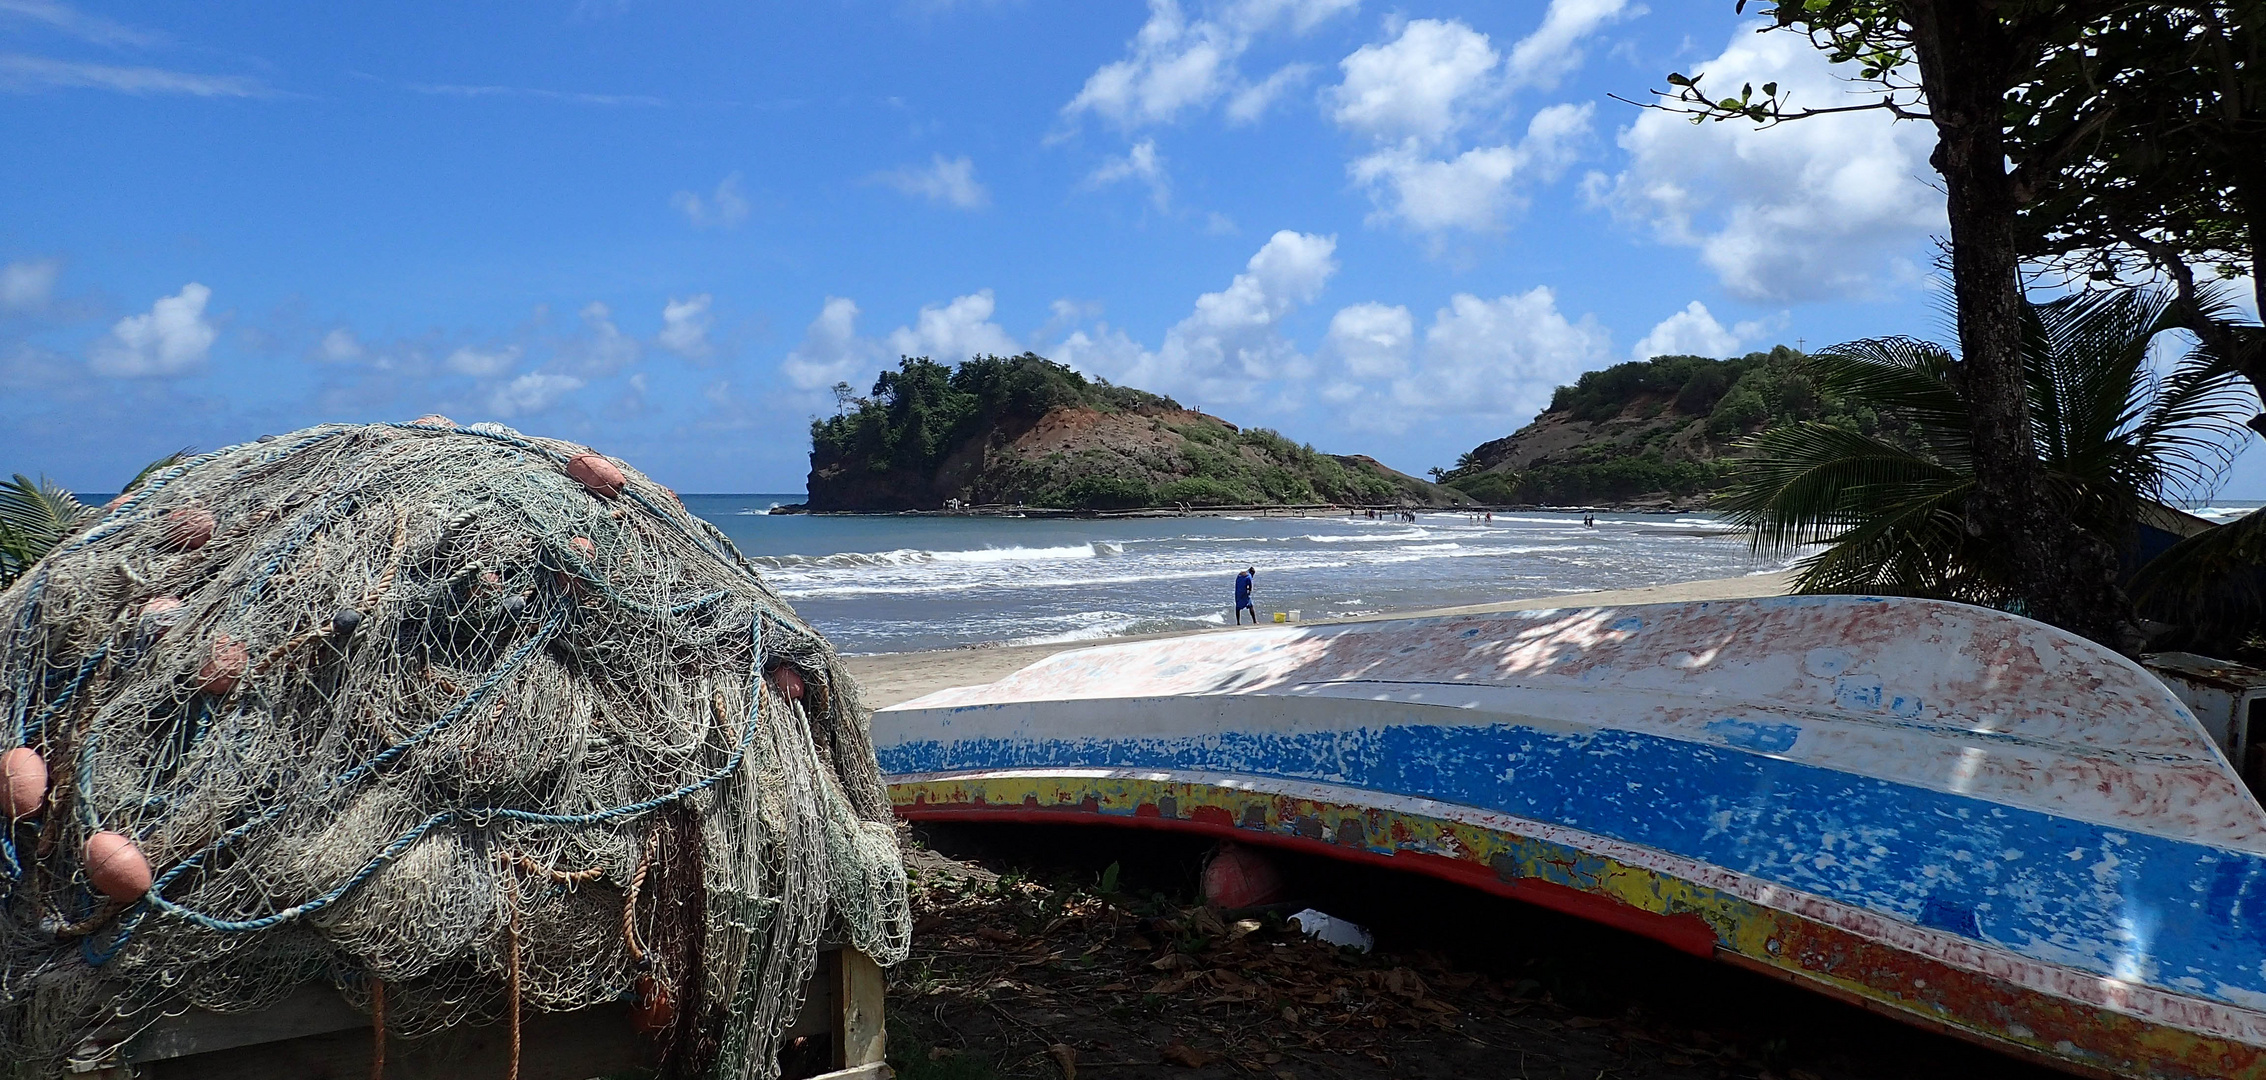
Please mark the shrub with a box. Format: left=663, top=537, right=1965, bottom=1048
left=1447, top=471, right=1520, bottom=503
left=1155, top=477, right=1252, bottom=505
left=1053, top=475, right=1154, bottom=510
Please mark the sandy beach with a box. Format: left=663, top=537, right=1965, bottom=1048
left=845, top=569, right=1794, bottom=708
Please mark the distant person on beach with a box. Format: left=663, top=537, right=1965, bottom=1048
left=1234, top=567, right=1257, bottom=624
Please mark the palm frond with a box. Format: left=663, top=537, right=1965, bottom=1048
left=1727, top=285, right=2254, bottom=624
left=0, top=475, right=95, bottom=589
left=0, top=474, right=95, bottom=545
left=1718, top=422, right=1966, bottom=556
left=122, top=448, right=194, bottom=499
left=2130, top=509, right=2266, bottom=619
left=1803, top=338, right=1969, bottom=432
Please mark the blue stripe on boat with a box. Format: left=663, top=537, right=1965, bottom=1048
left=879, top=715, right=2266, bottom=1006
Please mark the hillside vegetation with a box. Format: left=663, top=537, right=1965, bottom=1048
left=1439, top=346, right=1896, bottom=506
left=806, top=354, right=1467, bottom=511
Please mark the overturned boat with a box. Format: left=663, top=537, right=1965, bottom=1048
left=873, top=595, right=2266, bottom=1079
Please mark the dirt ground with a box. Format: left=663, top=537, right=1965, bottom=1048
left=880, top=824, right=2065, bottom=1080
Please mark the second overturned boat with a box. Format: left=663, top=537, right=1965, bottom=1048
left=874, top=595, right=2266, bottom=1079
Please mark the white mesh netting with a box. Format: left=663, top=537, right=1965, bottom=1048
left=0, top=420, right=910, bottom=1079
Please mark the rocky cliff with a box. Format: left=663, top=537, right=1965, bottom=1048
left=805, top=353, right=1469, bottom=512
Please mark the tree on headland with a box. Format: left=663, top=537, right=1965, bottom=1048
left=1719, top=288, right=2252, bottom=608
left=1643, top=1, right=2242, bottom=646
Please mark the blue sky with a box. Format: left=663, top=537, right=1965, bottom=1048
left=3, top=0, right=2259, bottom=498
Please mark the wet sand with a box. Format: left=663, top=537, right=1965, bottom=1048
left=845, top=569, right=1794, bottom=708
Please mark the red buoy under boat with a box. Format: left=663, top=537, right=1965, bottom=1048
left=198, top=634, right=248, bottom=697
left=164, top=507, right=215, bottom=551
left=85, top=830, right=153, bottom=901
left=1, top=747, right=47, bottom=821
left=1202, top=843, right=1284, bottom=910
left=566, top=453, right=626, bottom=499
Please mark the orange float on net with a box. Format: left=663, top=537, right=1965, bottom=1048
left=570, top=536, right=597, bottom=559
left=85, top=830, right=154, bottom=901
left=410, top=414, right=456, bottom=428
left=566, top=453, right=626, bottom=499
left=164, top=506, right=216, bottom=551
left=138, top=596, right=186, bottom=635
left=2, top=747, right=47, bottom=821
left=198, top=634, right=248, bottom=697
left=769, top=664, right=805, bottom=703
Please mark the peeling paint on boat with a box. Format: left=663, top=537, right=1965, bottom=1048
left=873, top=596, right=2266, bottom=1079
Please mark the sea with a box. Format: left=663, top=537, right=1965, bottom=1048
left=684, top=497, right=2265, bottom=654
left=691, top=496, right=1796, bottom=654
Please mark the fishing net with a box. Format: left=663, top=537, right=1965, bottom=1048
left=0, top=419, right=910, bottom=1079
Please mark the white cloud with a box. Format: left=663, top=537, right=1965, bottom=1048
left=1325, top=288, right=1607, bottom=429
left=1350, top=103, right=1590, bottom=233
left=876, top=154, right=989, bottom=210
left=1351, top=144, right=1517, bottom=233
left=1503, top=0, right=1637, bottom=92
left=1325, top=15, right=1611, bottom=237
left=406, top=82, right=664, bottom=107
left=446, top=343, right=522, bottom=377
left=1592, top=27, right=1941, bottom=301
left=781, top=297, right=878, bottom=392
left=0, top=54, right=265, bottom=96
left=1326, top=19, right=1500, bottom=147
left=0, top=1, right=167, bottom=48
left=560, top=301, right=640, bottom=375
left=1225, top=62, right=1313, bottom=125
left=1087, top=139, right=1171, bottom=207
left=87, top=282, right=215, bottom=377
left=778, top=290, right=1020, bottom=398
left=487, top=370, right=585, bottom=417
left=886, top=290, right=1020, bottom=362
left=1630, top=301, right=1763, bottom=360
left=673, top=172, right=749, bottom=229
left=1519, top=100, right=1592, bottom=175
left=1059, top=229, right=1338, bottom=405
left=1325, top=301, right=1412, bottom=378
left=0, top=257, right=58, bottom=310
left=658, top=293, right=714, bottom=357
left=1061, top=0, right=1357, bottom=130
left=1396, top=289, right=1610, bottom=420
left=317, top=327, right=365, bottom=363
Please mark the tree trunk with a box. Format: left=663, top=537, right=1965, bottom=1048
left=1905, top=0, right=2137, bottom=646
left=2239, top=161, right=2266, bottom=435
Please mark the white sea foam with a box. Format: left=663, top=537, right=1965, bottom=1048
left=704, top=502, right=1779, bottom=652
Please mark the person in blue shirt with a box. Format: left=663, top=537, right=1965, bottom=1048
left=1234, top=567, right=1257, bottom=624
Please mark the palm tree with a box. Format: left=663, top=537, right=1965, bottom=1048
left=1718, top=287, right=2255, bottom=615
left=0, top=475, right=96, bottom=589
left=0, top=449, right=190, bottom=589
